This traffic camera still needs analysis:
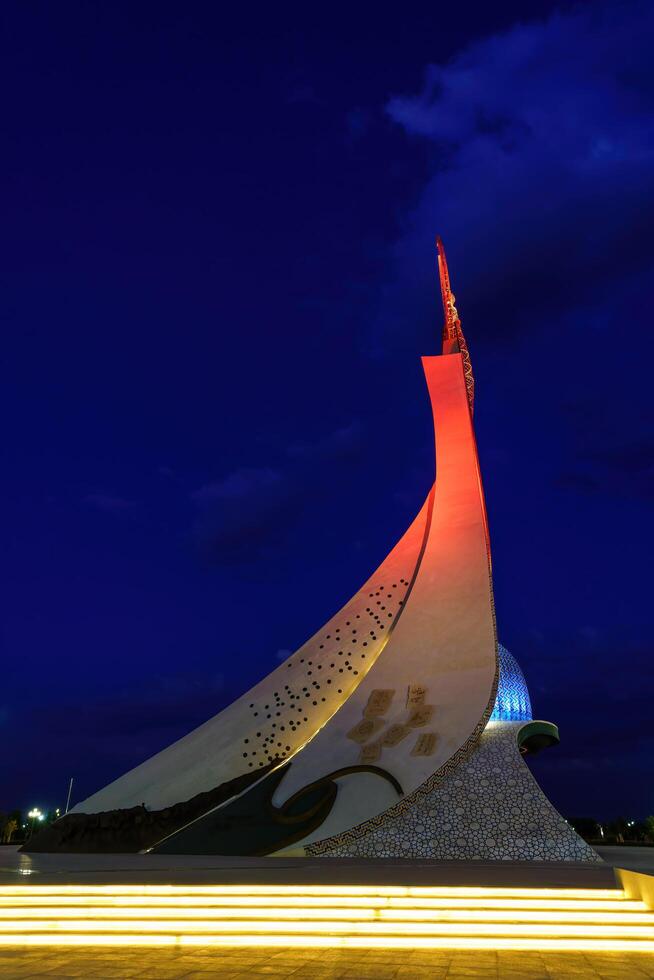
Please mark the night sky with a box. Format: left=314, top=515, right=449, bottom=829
left=2, top=1, right=653, bottom=823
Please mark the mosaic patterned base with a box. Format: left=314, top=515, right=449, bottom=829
left=309, top=720, right=601, bottom=862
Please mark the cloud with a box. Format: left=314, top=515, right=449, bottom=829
left=514, top=627, right=654, bottom=746
left=189, top=422, right=367, bottom=564
left=286, top=421, right=364, bottom=463
left=553, top=398, right=654, bottom=501
left=553, top=471, right=600, bottom=494
left=286, top=82, right=318, bottom=106
left=83, top=493, right=136, bottom=513
left=191, top=467, right=284, bottom=506
left=556, top=450, right=654, bottom=502
left=373, top=2, right=654, bottom=353
left=345, top=107, right=372, bottom=141
left=38, top=672, right=227, bottom=740
left=191, top=466, right=298, bottom=563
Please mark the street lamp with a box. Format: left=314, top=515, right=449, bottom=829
left=27, top=808, right=44, bottom=838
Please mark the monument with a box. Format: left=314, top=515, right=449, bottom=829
left=26, top=241, right=598, bottom=862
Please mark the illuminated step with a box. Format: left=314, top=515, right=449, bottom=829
left=1, top=934, right=654, bottom=953
left=2, top=906, right=651, bottom=923
left=0, top=885, right=626, bottom=899
left=0, top=896, right=640, bottom=911
left=1, top=918, right=653, bottom=938
left=2, top=883, right=651, bottom=952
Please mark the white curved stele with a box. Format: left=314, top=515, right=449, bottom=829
left=74, top=352, right=497, bottom=853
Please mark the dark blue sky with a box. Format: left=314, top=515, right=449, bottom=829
left=2, top=1, right=653, bottom=821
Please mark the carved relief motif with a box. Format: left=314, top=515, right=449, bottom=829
left=347, top=681, right=438, bottom=773
left=359, top=742, right=382, bottom=764
left=411, top=732, right=437, bottom=756
left=381, top=724, right=411, bottom=747
left=347, top=718, right=384, bottom=744
left=406, top=684, right=426, bottom=707
left=364, top=689, right=395, bottom=717
left=407, top=704, right=435, bottom=727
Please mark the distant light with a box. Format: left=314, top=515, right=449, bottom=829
left=28, top=808, right=44, bottom=821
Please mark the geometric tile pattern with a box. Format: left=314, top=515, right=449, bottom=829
left=311, top=720, right=601, bottom=862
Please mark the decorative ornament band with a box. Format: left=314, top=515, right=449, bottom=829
left=436, top=236, right=475, bottom=415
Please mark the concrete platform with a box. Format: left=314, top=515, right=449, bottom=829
left=596, top=847, right=654, bottom=876
left=1, top=845, right=616, bottom=888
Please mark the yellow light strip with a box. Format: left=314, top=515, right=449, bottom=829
left=0, top=896, right=639, bottom=911
left=1, top=919, right=652, bottom=938
left=0, top=885, right=624, bottom=899
left=1, top=907, right=651, bottom=924
left=0, top=934, right=653, bottom=952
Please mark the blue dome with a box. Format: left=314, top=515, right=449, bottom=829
left=490, top=643, right=532, bottom=721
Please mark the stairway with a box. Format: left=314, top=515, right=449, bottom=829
left=0, top=883, right=653, bottom=951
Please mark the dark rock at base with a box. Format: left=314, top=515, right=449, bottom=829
left=21, top=763, right=275, bottom=853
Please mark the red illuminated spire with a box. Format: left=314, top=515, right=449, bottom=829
left=436, top=236, right=474, bottom=415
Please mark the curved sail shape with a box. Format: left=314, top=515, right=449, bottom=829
left=73, top=491, right=433, bottom=814
left=72, top=349, right=497, bottom=855
left=38, top=240, right=497, bottom=859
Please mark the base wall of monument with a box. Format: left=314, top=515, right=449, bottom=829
left=308, top=721, right=600, bottom=862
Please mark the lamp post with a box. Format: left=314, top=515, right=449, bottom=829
left=27, top=808, right=44, bottom=839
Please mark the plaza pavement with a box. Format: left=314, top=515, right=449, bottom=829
left=1, top=945, right=654, bottom=979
